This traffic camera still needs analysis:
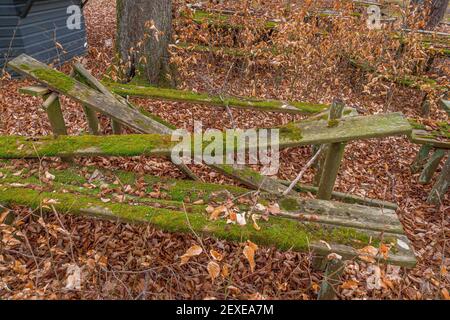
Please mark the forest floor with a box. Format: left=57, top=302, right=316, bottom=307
left=0, top=0, right=449, bottom=300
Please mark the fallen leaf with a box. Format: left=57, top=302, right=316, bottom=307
left=341, top=279, right=359, bottom=290
left=243, top=241, right=258, bottom=272
left=311, top=282, right=320, bottom=293
left=180, top=244, right=203, bottom=265
left=245, top=292, right=266, bottom=300
left=207, top=261, right=220, bottom=281
left=210, top=205, right=227, bottom=221
left=65, top=264, right=82, bottom=290
left=210, top=249, right=223, bottom=261
left=251, top=214, right=261, bottom=231
left=358, top=245, right=378, bottom=263
left=227, top=285, right=241, bottom=295
left=441, top=288, right=450, bottom=300
left=379, top=243, right=390, bottom=259
left=221, top=264, right=229, bottom=278
left=267, top=203, right=281, bottom=215
left=255, top=203, right=266, bottom=212
left=44, top=171, right=55, bottom=180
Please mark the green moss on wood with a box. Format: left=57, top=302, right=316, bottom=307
left=104, top=81, right=327, bottom=114
left=0, top=186, right=387, bottom=252
left=31, top=69, right=76, bottom=94
left=327, top=119, right=340, bottom=128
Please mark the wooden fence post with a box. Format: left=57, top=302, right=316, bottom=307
left=73, top=72, right=100, bottom=135
left=318, top=257, right=344, bottom=300
left=43, top=92, right=67, bottom=136
left=73, top=63, right=123, bottom=135
left=427, top=155, right=450, bottom=205
left=419, top=149, right=446, bottom=184
left=42, top=92, right=72, bottom=163
left=317, top=100, right=346, bottom=200
left=411, top=144, right=432, bottom=173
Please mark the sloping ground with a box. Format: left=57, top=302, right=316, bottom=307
left=0, top=0, right=448, bottom=300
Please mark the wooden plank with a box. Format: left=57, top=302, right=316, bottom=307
left=0, top=184, right=416, bottom=267
left=19, top=85, right=50, bottom=97
left=0, top=113, right=412, bottom=159
left=419, top=149, right=446, bottom=184
left=410, top=130, right=450, bottom=149
left=105, top=81, right=328, bottom=115
left=0, top=164, right=399, bottom=234
left=278, top=112, right=411, bottom=147
left=7, top=54, right=173, bottom=135
left=277, top=179, right=398, bottom=210
left=427, top=155, right=450, bottom=205
left=211, top=164, right=297, bottom=196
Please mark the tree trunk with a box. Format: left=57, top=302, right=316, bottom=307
left=116, top=0, right=173, bottom=85
left=411, top=0, right=449, bottom=29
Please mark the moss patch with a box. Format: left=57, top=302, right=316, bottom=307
left=0, top=186, right=388, bottom=253
left=104, top=81, right=327, bottom=114
left=31, top=68, right=76, bottom=94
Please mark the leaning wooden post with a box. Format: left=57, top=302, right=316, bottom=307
left=419, top=149, right=446, bottom=184
left=427, top=155, right=450, bottom=205
left=42, top=92, right=72, bottom=163
left=43, top=92, right=68, bottom=136
left=72, top=72, right=100, bottom=135
left=317, top=100, right=346, bottom=200
left=73, top=63, right=122, bottom=134
left=318, top=255, right=344, bottom=300
left=411, top=144, right=432, bottom=173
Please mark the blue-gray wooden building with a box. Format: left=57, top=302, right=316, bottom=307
left=0, top=0, right=87, bottom=77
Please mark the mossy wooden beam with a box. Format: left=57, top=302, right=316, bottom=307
left=210, top=164, right=297, bottom=196
left=0, top=134, right=176, bottom=159
left=7, top=54, right=173, bottom=135
left=0, top=164, right=246, bottom=204
left=0, top=163, right=400, bottom=234
left=348, top=57, right=446, bottom=90
left=427, top=156, right=450, bottom=205
left=186, top=9, right=279, bottom=30
left=410, top=130, right=450, bottom=149
left=277, top=112, right=411, bottom=148
left=276, top=180, right=398, bottom=210
left=19, top=86, right=51, bottom=97
left=0, top=113, right=412, bottom=159
left=0, top=185, right=416, bottom=267
left=104, top=81, right=328, bottom=115
left=419, top=149, right=447, bottom=184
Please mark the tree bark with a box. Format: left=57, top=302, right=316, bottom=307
left=411, top=0, right=449, bottom=29
left=116, top=0, right=173, bottom=85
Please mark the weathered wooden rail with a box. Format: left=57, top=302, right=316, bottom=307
left=0, top=164, right=417, bottom=270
